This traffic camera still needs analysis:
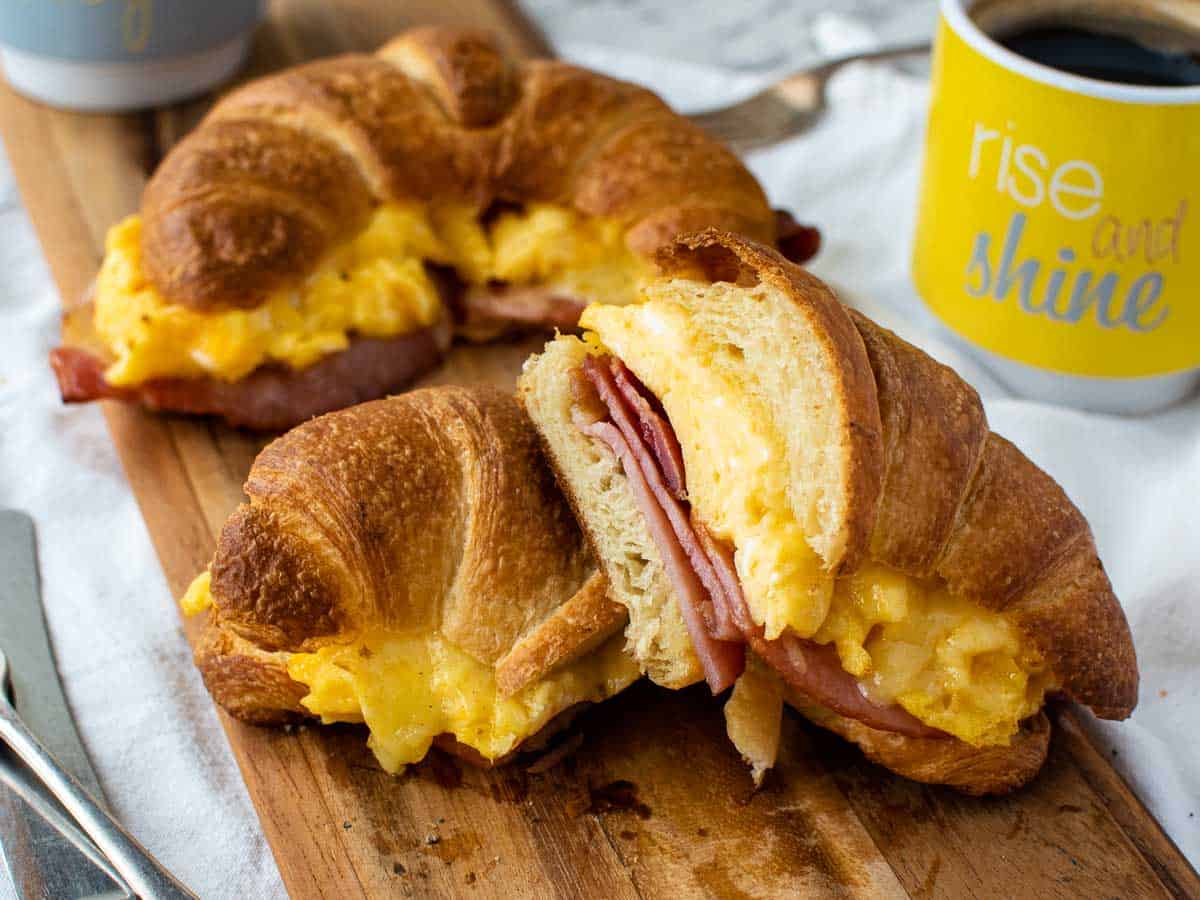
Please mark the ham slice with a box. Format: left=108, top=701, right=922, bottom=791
left=583, top=356, right=742, bottom=644
left=575, top=415, right=745, bottom=693
left=693, top=521, right=754, bottom=638
left=50, top=323, right=448, bottom=431
left=755, top=636, right=944, bottom=738
left=577, top=353, right=948, bottom=740
left=456, top=284, right=589, bottom=341
left=608, top=361, right=687, bottom=499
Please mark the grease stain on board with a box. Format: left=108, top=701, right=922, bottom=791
left=419, top=830, right=483, bottom=863
left=588, top=780, right=652, bottom=820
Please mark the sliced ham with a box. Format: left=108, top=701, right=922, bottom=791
left=456, top=283, right=589, bottom=341
left=575, top=414, right=745, bottom=693
left=608, top=360, right=687, bottom=500
left=757, top=636, right=944, bottom=738
left=576, top=353, right=949, bottom=740
left=693, top=521, right=754, bottom=638
left=582, top=356, right=742, bottom=644
left=50, top=322, right=448, bottom=431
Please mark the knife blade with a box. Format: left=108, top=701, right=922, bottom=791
left=0, top=510, right=128, bottom=899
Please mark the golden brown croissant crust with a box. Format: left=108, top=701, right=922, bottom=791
left=197, top=385, right=624, bottom=723
left=653, top=230, right=1138, bottom=723
left=799, top=702, right=1053, bottom=796
left=140, top=26, right=775, bottom=312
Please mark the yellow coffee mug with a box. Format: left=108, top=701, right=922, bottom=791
left=913, top=0, right=1200, bottom=413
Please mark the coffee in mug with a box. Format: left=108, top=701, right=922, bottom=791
left=913, top=0, right=1200, bottom=413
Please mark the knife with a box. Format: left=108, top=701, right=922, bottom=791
left=0, top=510, right=129, bottom=899
left=0, top=747, right=129, bottom=895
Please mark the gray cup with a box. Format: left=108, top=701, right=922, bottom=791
left=0, top=0, right=265, bottom=111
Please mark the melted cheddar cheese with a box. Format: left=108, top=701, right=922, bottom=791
left=180, top=571, right=639, bottom=772
left=180, top=569, right=213, bottom=616
left=581, top=298, right=1055, bottom=748
left=96, top=204, right=644, bottom=386
left=287, top=631, right=637, bottom=772
left=817, top=565, right=1051, bottom=746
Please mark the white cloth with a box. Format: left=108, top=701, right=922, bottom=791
left=0, top=153, right=286, bottom=897
left=0, top=25, right=1194, bottom=899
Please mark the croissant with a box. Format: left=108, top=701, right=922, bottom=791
left=182, top=385, right=638, bottom=771
left=49, top=26, right=796, bottom=430
left=519, top=229, right=1137, bottom=794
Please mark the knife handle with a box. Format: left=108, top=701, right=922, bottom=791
left=0, top=747, right=133, bottom=897
left=0, top=695, right=197, bottom=900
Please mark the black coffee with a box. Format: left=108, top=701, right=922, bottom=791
left=1000, top=26, right=1200, bottom=86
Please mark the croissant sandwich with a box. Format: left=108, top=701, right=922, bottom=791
left=519, top=229, right=1138, bottom=795
left=50, top=26, right=817, bottom=431
left=180, top=385, right=639, bottom=771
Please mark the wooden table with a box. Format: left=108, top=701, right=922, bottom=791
left=0, top=1, right=1195, bottom=896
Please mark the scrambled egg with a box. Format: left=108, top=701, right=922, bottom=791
left=287, top=631, right=637, bottom=772
left=180, top=569, right=213, bottom=616
left=96, top=204, right=643, bottom=386
left=816, top=565, right=1051, bottom=746
left=581, top=297, right=1054, bottom=748
left=180, top=571, right=639, bottom=772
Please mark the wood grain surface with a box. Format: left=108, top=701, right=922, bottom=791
left=1, top=1, right=1195, bottom=897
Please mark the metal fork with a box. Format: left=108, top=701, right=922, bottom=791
left=688, top=41, right=930, bottom=154
left=0, top=648, right=197, bottom=899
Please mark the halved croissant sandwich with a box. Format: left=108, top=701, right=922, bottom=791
left=50, top=26, right=816, bottom=431
left=180, top=385, right=638, bottom=771
left=520, top=229, right=1138, bottom=795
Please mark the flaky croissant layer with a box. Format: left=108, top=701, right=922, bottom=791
left=187, top=386, right=637, bottom=768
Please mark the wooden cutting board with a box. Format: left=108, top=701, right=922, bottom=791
left=1, top=1, right=1195, bottom=896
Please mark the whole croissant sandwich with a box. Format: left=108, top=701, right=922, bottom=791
left=181, top=385, right=638, bottom=771
left=49, top=26, right=816, bottom=431
left=520, top=229, right=1138, bottom=794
